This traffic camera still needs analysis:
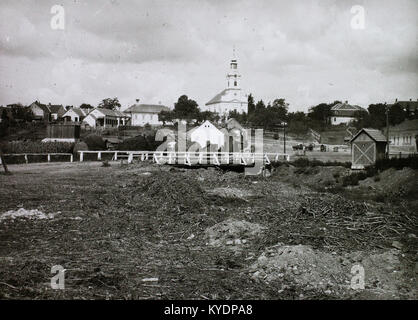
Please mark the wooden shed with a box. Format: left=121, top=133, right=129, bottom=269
left=45, top=123, right=80, bottom=141
left=350, top=128, right=387, bottom=169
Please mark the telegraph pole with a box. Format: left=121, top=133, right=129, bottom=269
left=385, top=102, right=389, bottom=158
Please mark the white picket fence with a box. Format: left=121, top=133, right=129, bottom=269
left=78, top=150, right=290, bottom=166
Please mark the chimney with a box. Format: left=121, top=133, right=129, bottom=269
left=136, top=99, right=140, bottom=103
left=410, top=98, right=412, bottom=101
left=345, top=100, right=348, bottom=104
left=395, top=98, right=398, bottom=102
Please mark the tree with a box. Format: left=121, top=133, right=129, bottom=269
left=80, top=103, right=94, bottom=109
left=197, top=111, right=220, bottom=124
left=98, top=98, right=121, bottom=110
left=271, top=98, right=288, bottom=121
left=248, top=94, right=256, bottom=115
left=389, top=103, right=407, bottom=126
left=308, top=103, right=333, bottom=123
left=367, top=103, right=386, bottom=129
left=173, top=95, right=200, bottom=119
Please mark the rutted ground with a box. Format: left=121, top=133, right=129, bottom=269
left=0, top=161, right=416, bottom=299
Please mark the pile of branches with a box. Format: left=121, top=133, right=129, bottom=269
left=296, top=193, right=416, bottom=248
left=136, top=171, right=208, bottom=210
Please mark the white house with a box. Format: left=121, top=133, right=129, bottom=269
left=62, top=108, right=86, bottom=122
left=203, top=56, right=248, bottom=117
left=123, top=99, right=170, bottom=126
left=82, top=108, right=130, bottom=128
left=188, top=120, right=225, bottom=148
left=329, top=101, right=366, bottom=125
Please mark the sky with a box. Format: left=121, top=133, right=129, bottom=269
left=0, top=0, right=417, bottom=112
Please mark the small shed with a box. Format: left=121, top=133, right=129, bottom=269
left=350, top=128, right=387, bottom=169
left=188, top=120, right=225, bottom=149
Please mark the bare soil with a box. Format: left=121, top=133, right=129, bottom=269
left=0, top=161, right=416, bottom=299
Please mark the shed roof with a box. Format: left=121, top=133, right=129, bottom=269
left=350, top=128, right=387, bottom=143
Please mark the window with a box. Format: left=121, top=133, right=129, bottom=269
left=234, top=81, right=237, bottom=86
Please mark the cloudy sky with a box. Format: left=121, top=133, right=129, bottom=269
left=0, top=0, right=416, bottom=111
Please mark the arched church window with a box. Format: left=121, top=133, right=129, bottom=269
left=234, top=81, right=237, bottom=86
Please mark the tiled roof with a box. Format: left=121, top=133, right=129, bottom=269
left=124, top=104, right=170, bottom=114
left=48, top=104, right=64, bottom=113
left=331, top=103, right=364, bottom=111
left=350, top=128, right=387, bottom=143
left=95, top=108, right=129, bottom=118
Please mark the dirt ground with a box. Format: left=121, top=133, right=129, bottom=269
left=0, top=161, right=416, bottom=300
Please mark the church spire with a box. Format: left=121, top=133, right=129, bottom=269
left=227, top=48, right=240, bottom=89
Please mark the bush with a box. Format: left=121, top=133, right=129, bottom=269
left=6, top=141, right=74, bottom=154
left=83, top=134, right=106, bottom=150
left=118, top=134, right=161, bottom=151
left=375, top=155, right=418, bottom=170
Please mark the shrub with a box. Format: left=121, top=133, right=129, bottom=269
left=83, top=134, right=106, bottom=150
left=6, top=141, right=74, bottom=154
left=117, top=134, right=160, bottom=151
left=375, top=155, right=418, bottom=170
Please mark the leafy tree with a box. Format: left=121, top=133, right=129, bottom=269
left=389, top=103, right=407, bottom=126
left=248, top=94, right=256, bottom=115
left=308, top=103, right=333, bottom=124
left=98, top=98, right=121, bottom=110
left=173, top=95, right=200, bottom=119
left=255, top=99, right=266, bottom=112
left=367, top=103, right=386, bottom=129
left=271, top=98, right=288, bottom=121
left=197, top=111, right=220, bottom=124
left=80, top=103, right=94, bottom=109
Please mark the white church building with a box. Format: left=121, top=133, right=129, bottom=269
left=203, top=56, right=248, bottom=117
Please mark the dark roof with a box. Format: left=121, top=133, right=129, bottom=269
left=30, top=101, right=50, bottom=113
left=391, top=100, right=418, bottom=112
left=124, top=104, right=170, bottom=114
left=65, top=108, right=85, bottom=117
left=350, top=128, right=387, bottom=143
left=48, top=104, right=64, bottom=113
left=7, top=103, right=23, bottom=108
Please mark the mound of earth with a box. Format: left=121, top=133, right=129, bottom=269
left=205, top=219, right=266, bottom=247
left=272, top=164, right=350, bottom=189
left=250, top=244, right=413, bottom=299
left=359, top=167, right=418, bottom=199
left=136, top=171, right=208, bottom=209
left=250, top=244, right=348, bottom=294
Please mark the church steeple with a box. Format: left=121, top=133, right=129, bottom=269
left=227, top=49, right=241, bottom=89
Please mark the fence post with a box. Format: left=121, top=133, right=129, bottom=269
left=98, top=152, right=102, bottom=160
left=24, top=154, right=28, bottom=164
left=47, top=154, right=51, bottom=162
left=70, top=154, right=73, bottom=162
left=80, top=152, right=84, bottom=162
left=114, top=151, right=118, bottom=161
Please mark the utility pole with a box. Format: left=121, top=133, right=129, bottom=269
left=385, top=102, right=389, bottom=158
left=283, top=123, right=287, bottom=154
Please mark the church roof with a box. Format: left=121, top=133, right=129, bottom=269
left=205, top=88, right=246, bottom=106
